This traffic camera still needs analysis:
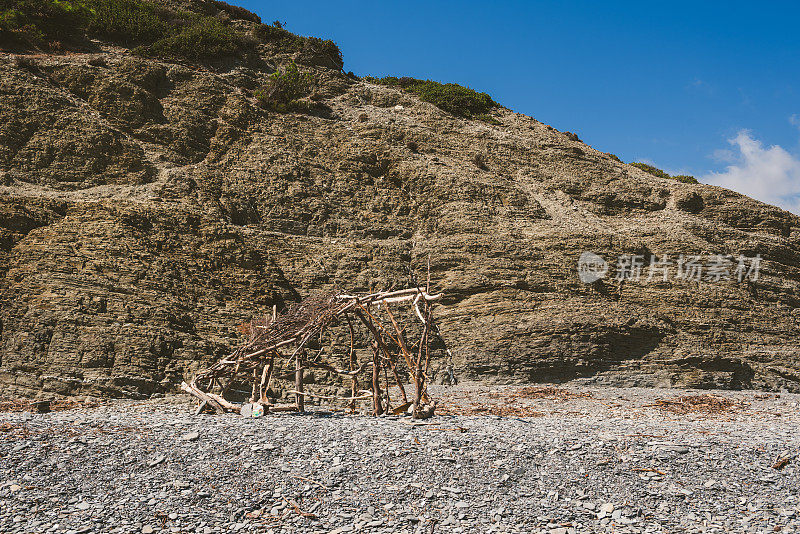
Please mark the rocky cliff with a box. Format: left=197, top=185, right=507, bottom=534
left=1, top=0, right=799, bottom=398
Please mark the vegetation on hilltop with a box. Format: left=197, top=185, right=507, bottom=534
left=0, top=0, right=89, bottom=48
left=135, top=15, right=252, bottom=61
left=0, top=0, right=253, bottom=59
left=630, top=162, right=699, bottom=184
left=253, top=21, right=342, bottom=70
left=204, top=0, right=260, bottom=23
left=85, top=0, right=172, bottom=46
left=0, top=0, right=341, bottom=68
left=364, top=76, right=498, bottom=119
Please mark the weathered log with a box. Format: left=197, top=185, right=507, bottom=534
left=180, top=382, right=225, bottom=414
left=336, top=287, right=441, bottom=304
left=269, top=405, right=299, bottom=413
left=392, top=401, right=413, bottom=415
left=288, top=390, right=372, bottom=401
left=205, top=392, right=241, bottom=412
left=302, top=359, right=366, bottom=376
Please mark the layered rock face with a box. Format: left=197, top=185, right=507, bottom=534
left=1, top=6, right=799, bottom=398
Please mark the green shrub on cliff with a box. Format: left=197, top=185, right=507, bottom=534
left=252, top=21, right=298, bottom=45
left=135, top=15, right=253, bottom=61
left=253, top=23, right=342, bottom=70
left=255, top=62, right=313, bottom=112
left=0, top=0, right=88, bottom=48
left=302, top=36, right=342, bottom=67
left=205, top=0, right=260, bottom=23
left=1, top=0, right=255, bottom=61
left=85, top=0, right=170, bottom=46
left=630, top=162, right=699, bottom=184
left=630, top=162, right=671, bottom=180
left=88, top=0, right=255, bottom=60
left=0, top=0, right=167, bottom=49
left=364, top=76, right=498, bottom=118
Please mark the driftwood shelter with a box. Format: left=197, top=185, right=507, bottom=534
left=181, top=279, right=451, bottom=418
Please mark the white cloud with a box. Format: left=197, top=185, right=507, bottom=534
left=703, top=130, right=800, bottom=215
left=710, top=148, right=736, bottom=164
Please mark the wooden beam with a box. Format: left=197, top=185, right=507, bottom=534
left=295, top=352, right=305, bottom=412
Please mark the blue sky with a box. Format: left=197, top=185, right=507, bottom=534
left=239, top=1, right=800, bottom=214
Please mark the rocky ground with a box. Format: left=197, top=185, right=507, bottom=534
left=1, top=383, right=799, bottom=534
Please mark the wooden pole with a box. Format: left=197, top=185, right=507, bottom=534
left=346, top=314, right=358, bottom=413
left=372, top=340, right=383, bottom=415
left=422, top=303, right=432, bottom=403
left=295, top=352, right=305, bottom=412
left=259, top=353, right=274, bottom=404
left=251, top=367, right=259, bottom=403
left=413, top=311, right=430, bottom=418
left=383, top=361, right=392, bottom=411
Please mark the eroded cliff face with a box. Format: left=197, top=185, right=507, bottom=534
left=1, top=6, right=799, bottom=398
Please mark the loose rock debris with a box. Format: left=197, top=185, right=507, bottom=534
left=2, top=385, right=799, bottom=534
left=0, top=422, right=27, bottom=439
left=491, top=386, right=594, bottom=401
left=438, top=386, right=590, bottom=416
left=648, top=394, right=742, bottom=415
left=437, top=403, right=546, bottom=417
left=0, top=398, right=99, bottom=413
left=773, top=454, right=797, bottom=471
left=182, top=281, right=452, bottom=419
